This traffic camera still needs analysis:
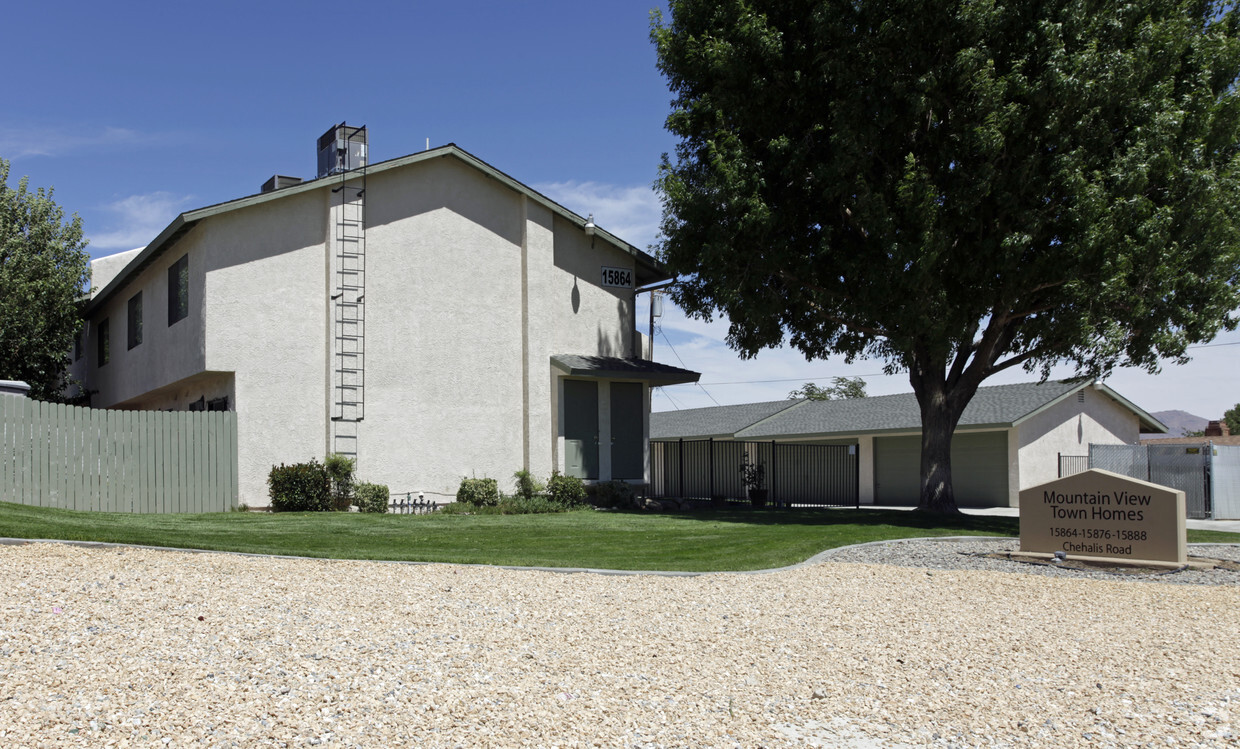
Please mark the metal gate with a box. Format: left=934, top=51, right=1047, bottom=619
left=650, top=439, right=858, bottom=508
left=1211, top=446, right=1240, bottom=519
left=1089, top=443, right=1211, bottom=518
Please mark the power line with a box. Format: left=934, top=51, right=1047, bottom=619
left=657, top=325, right=721, bottom=405
left=652, top=338, right=1239, bottom=389
left=665, top=371, right=898, bottom=387
left=652, top=386, right=683, bottom=410
left=1187, top=340, right=1240, bottom=349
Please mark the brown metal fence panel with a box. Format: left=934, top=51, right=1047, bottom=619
left=0, top=395, right=237, bottom=513
left=650, top=439, right=858, bottom=508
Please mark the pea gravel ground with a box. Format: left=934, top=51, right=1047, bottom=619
left=1, top=540, right=1238, bottom=748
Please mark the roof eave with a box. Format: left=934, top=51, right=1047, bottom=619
left=83, top=143, right=672, bottom=315
left=83, top=214, right=196, bottom=316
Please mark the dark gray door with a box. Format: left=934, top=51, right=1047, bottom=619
left=564, top=380, right=599, bottom=479
left=610, top=382, right=644, bottom=480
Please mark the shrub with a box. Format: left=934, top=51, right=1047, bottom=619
left=546, top=471, right=587, bottom=507
left=497, top=495, right=567, bottom=514
left=590, top=480, right=638, bottom=509
left=456, top=477, right=500, bottom=507
left=268, top=460, right=332, bottom=512
left=324, top=453, right=356, bottom=510
left=513, top=469, right=545, bottom=501
left=355, top=482, right=390, bottom=514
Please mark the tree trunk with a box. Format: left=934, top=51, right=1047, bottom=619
left=918, top=398, right=962, bottom=514
left=908, top=360, right=978, bottom=515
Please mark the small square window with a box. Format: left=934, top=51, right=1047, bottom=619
left=127, top=291, right=143, bottom=349
left=97, top=318, right=110, bottom=367
left=168, top=254, right=189, bottom=326
left=207, top=396, right=229, bottom=412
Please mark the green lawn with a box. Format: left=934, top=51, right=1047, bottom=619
left=0, top=501, right=1233, bottom=571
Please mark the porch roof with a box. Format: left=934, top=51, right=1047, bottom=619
left=551, top=355, right=700, bottom=386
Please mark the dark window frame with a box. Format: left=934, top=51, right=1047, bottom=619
left=127, top=291, right=143, bottom=349
left=97, top=318, right=110, bottom=367
left=168, top=254, right=189, bottom=326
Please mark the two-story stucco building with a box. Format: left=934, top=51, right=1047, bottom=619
left=69, top=124, right=698, bottom=507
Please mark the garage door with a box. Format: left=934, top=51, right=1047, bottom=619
left=875, top=431, right=1009, bottom=507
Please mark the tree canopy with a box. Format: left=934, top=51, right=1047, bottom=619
left=653, top=0, right=1240, bottom=512
left=1225, top=403, right=1240, bottom=435
left=0, top=159, right=90, bottom=401
left=788, top=376, right=867, bottom=400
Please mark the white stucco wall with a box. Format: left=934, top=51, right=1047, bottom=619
left=74, top=152, right=654, bottom=507
left=1016, top=385, right=1141, bottom=495
left=82, top=239, right=207, bottom=408
left=201, top=189, right=329, bottom=506
left=88, top=248, right=142, bottom=298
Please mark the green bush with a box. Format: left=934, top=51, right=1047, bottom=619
left=324, top=453, right=356, bottom=510
left=513, top=469, right=545, bottom=501
left=355, top=482, right=390, bottom=514
left=456, top=477, right=500, bottom=507
left=547, top=471, right=587, bottom=507
left=590, top=480, right=638, bottom=509
left=268, top=460, right=332, bottom=512
left=498, top=495, right=567, bottom=514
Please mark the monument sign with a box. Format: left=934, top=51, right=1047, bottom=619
left=1020, top=469, right=1186, bottom=565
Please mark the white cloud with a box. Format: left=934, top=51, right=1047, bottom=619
left=0, top=126, right=146, bottom=159
left=533, top=180, right=662, bottom=251
left=88, top=192, right=194, bottom=252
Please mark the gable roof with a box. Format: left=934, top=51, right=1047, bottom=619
left=650, top=399, right=803, bottom=440
left=84, top=144, right=669, bottom=315
left=650, top=380, right=1167, bottom=441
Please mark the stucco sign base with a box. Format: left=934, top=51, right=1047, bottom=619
left=1020, top=468, right=1186, bottom=565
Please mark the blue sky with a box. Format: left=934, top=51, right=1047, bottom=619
left=5, top=0, right=1237, bottom=423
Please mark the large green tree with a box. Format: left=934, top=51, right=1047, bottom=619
left=653, top=0, right=1240, bottom=512
left=0, top=159, right=90, bottom=401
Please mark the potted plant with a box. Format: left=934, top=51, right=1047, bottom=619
left=739, top=455, right=767, bottom=508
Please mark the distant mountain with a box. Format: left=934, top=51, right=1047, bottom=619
left=1147, top=410, right=1209, bottom=438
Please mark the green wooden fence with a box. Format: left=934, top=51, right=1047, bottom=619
left=0, top=395, right=237, bottom=513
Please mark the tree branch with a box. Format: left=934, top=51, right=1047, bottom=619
left=776, top=270, right=889, bottom=338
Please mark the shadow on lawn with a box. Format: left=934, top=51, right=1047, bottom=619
left=643, top=506, right=1021, bottom=535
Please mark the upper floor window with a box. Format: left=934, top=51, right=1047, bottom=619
left=74, top=330, right=82, bottom=361
left=97, top=318, right=110, bottom=367
left=168, top=254, right=189, bottom=326
left=127, top=291, right=143, bottom=349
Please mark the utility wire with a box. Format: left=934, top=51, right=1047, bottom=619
left=657, top=325, right=721, bottom=406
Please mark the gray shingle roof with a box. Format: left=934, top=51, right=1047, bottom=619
left=649, top=380, right=1152, bottom=441
left=736, top=380, right=1087, bottom=439
left=649, top=399, right=801, bottom=440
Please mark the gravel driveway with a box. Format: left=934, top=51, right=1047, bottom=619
left=1, top=539, right=1237, bottom=748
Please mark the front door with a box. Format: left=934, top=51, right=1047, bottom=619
left=564, top=380, right=599, bottom=479
left=610, top=382, right=644, bottom=480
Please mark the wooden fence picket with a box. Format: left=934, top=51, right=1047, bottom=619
left=0, top=395, right=236, bottom=513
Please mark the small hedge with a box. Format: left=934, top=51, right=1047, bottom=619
left=547, top=471, right=587, bottom=507
left=355, top=482, right=390, bottom=513
left=457, top=477, right=500, bottom=506
left=269, top=460, right=332, bottom=512
left=590, top=480, right=638, bottom=509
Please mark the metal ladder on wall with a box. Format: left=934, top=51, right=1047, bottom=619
left=330, top=125, right=367, bottom=465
